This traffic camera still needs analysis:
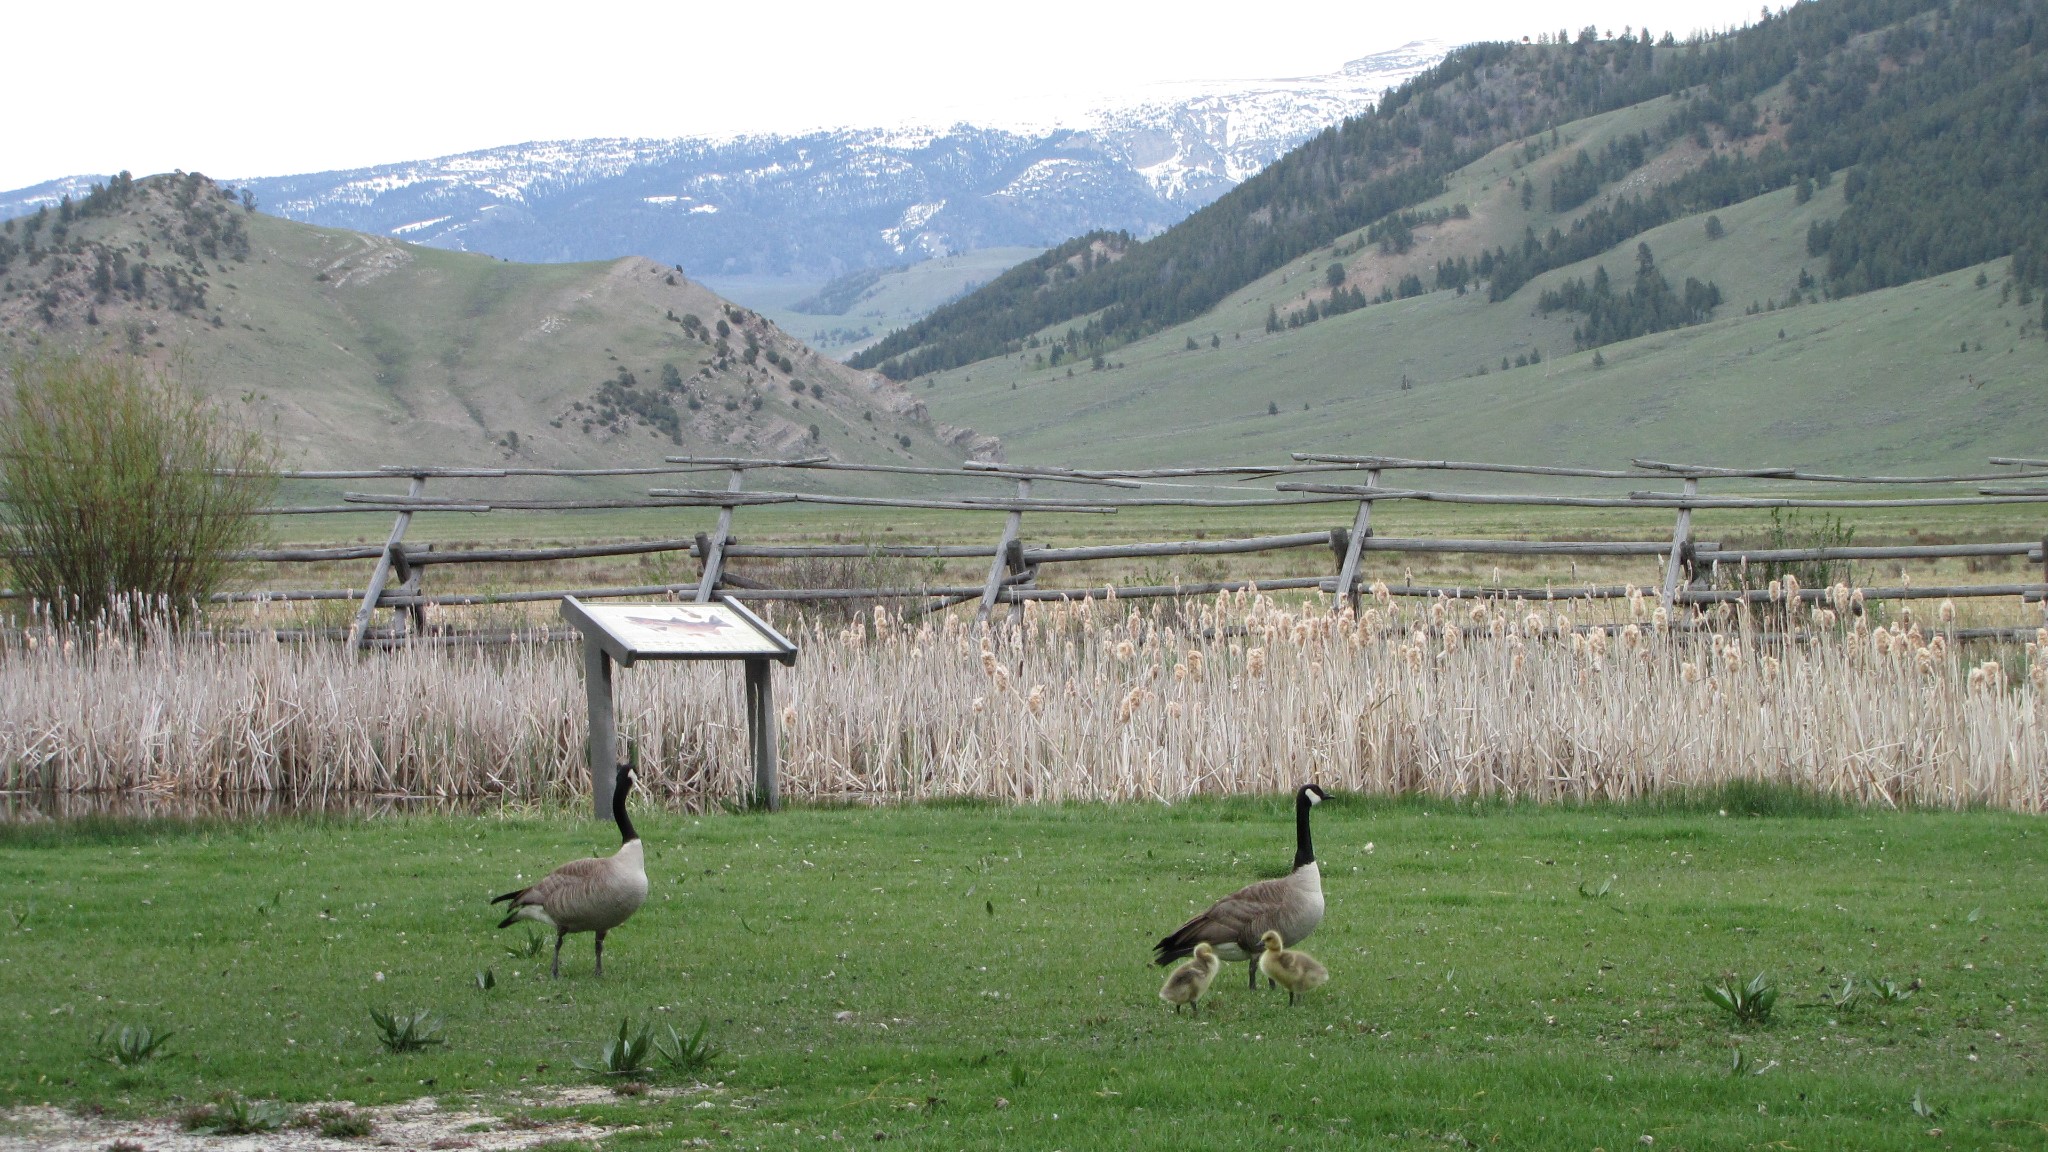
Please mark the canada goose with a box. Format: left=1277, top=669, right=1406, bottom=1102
left=1158, top=942, right=1220, bottom=1015
left=1154, top=783, right=1327, bottom=989
left=491, top=751, right=648, bottom=978
left=1257, top=930, right=1328, bottom=1005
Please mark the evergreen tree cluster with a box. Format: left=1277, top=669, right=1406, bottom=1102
left=1549, top=132, right=1651, bottom=212
left=1536, top=242, right=1724, bottom=350
left=1364, top=204, right=1471, bottom=255
left=581, top=363, right=691, bottom=444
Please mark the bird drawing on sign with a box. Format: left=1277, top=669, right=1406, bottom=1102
left=623, top=608, right=738, bottom=637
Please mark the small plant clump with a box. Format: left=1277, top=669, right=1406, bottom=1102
left=180, top=1094, right=295, bottom=1135
left=578, top=1017, right=657, bottom=1078
left=369, top=1007, right=445, bottom=1053
left=298, top=1105, right=374, bottom=1139
left=91, top=1022, right=171, bottom=1066
left=656, top=1019, right=724, bottom=1076
left=1704, top=972, right=1778, bottom=1026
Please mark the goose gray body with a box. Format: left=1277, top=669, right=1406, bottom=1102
left=492, top=757, right=648, bottom=977
left=1154, top=784, right=1327, bottom=988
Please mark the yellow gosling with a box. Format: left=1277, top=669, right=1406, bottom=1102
left=1257, top=930, right=1328, bottom=1006
left=1159, top=942, right=1221, bottom=1016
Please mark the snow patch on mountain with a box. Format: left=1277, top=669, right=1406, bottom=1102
left=0, top=40, right=1451, bottom=284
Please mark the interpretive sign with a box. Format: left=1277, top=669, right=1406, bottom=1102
left=560, top=595, right=798, bottom=813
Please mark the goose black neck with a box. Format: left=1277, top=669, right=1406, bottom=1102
left=613, top=770, right=638, bottom=845
left=1293, top=789, right=1316, bottom=870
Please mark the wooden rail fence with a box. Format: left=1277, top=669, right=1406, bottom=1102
left=4, top=454, right=2047, bottom=648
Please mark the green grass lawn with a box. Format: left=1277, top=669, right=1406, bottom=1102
left=3, top=794, right=2042, bottom=1150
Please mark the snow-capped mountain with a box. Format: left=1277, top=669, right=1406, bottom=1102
left=0, top=42, right=1446, bottom=283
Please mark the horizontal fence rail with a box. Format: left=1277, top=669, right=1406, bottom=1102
left=4, top=453, right=2047, bottom=644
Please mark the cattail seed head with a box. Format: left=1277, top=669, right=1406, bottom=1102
left=1114, top=639, right=1135, bottom=663
left=1652, top=605, right=1670, bottom=632
left=1760, top=654, right=1780, bottom=683
left=1812, top=607, right=1837, bottom=630
left=1682, top=661, right=1702, bottom=683
left=1027, top=685, right=1046, bottom=715
left=1939, top=599, right=1957, bottom=624
left=1246, top=647, right=1267, bottom=677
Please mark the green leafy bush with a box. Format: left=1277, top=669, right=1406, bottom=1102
left=0, top=351, right=275, bottom=624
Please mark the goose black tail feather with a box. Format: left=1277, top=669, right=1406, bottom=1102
left=1152, top=928, right=1200, bottom=967
left=495, top=910, right=526, bottom=930
left=490, top=887, right=527, bottom=908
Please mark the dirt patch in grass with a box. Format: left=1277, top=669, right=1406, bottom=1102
left=0, top=1086, right=673, bottom=1151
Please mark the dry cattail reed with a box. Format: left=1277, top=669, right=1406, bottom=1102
left=2, top=591, right=2043, bottom=812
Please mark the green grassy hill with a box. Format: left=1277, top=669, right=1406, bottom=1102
left=921, top=160, right=2046, bottom=472
left=0, top=174, right=985, bottom=474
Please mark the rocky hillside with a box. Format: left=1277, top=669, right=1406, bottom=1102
left=0, top=173, right=988, bottom=471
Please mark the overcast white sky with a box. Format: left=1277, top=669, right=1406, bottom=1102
left=5, top=0, right=1775, bottom=191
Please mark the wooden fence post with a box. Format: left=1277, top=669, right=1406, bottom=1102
left=1660, top=476, right=1699, bottom=609
left=348, top=473, right=425, bottom=651
left=393, top=542, right=431, bottom=637
left=978, top=479, right=1029, bottom=625
left=695, top=467, right=746, bottom=602
left=1331, top=467, right=1381, bottom=613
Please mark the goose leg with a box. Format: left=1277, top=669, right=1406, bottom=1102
left=594, top=930, right=607, bottom=977
left=1249, top=961, right=1259, bottom=990
left=551, top=931, right=565, bottom=979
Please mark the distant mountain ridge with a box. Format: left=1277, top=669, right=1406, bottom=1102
left=0, top=43, right=1444, bottom=283
left=0, top=172, right=978, bottom=474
